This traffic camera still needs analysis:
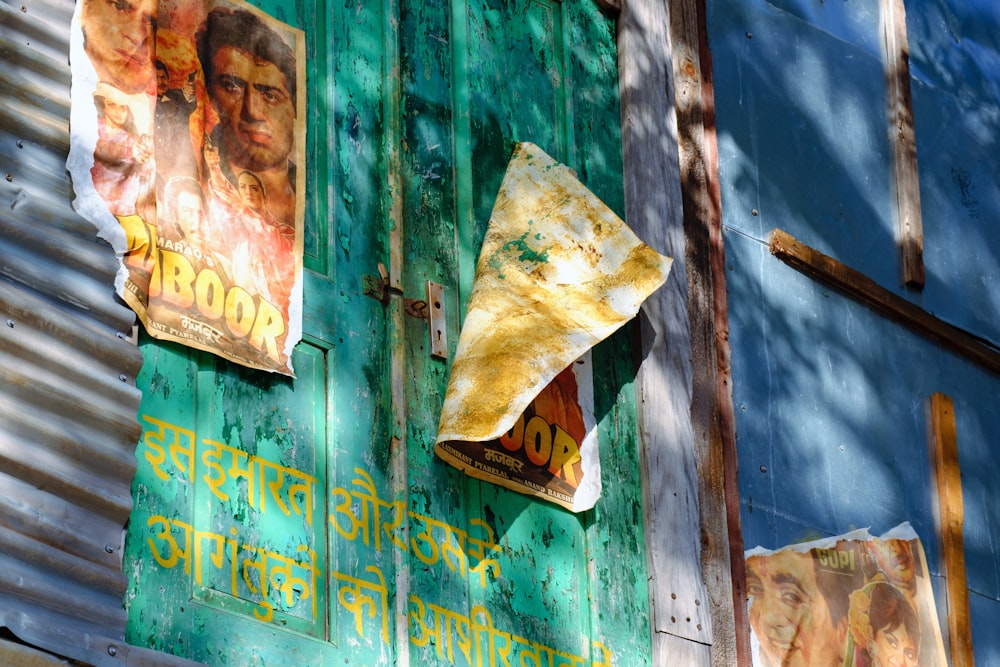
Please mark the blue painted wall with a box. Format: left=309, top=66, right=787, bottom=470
left=707, top=0, right=1000, bottom=661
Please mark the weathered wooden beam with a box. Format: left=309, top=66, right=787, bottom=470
left=769, top=229, right=1000, bottom=376
left=667, top=0, right=746, bottom=665
left=617, top=0, right=712, bottom=663
left=880, top=0, right=925, bottom=287
left=927, top=393, right=974, bottom=667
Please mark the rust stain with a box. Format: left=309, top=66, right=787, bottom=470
left=436, top=142, right=672, bottom=443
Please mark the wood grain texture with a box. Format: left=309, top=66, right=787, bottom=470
left=618, top=0, right=712, bottom=655
left=770, top=229, right=1000, bottom=376
left=880, top=0, right=925, bottom=287
left=927, top=393, right=975, bottom=667
left=667, top=0, right=746, bottom=664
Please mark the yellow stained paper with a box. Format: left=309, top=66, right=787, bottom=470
left=435, top=142, right=671, bottom=511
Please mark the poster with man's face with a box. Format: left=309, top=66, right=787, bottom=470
left=68, top=0, right=306, bottom=375
left=746, top=525, right=947, bottom=667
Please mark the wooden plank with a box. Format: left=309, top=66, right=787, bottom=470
left=927, top=393, right=974, bottom=667
left=880, top=0, right=925, bottom=287
left=666, top=0, right=747, bottom=665
left=618, top=0, right=712, bottom=654
left=769, top=229, right=1000, bottom=376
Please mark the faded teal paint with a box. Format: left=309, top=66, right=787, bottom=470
left=125, top=1, right=650, bottom=665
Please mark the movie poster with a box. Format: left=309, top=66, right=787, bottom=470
left=435, top=143, right=672, bottom=512
left=746, top=525, right=947, bottom=667
left=437, top=354, right=601, bottom=512
left=67, top=0, right=306, bottom=375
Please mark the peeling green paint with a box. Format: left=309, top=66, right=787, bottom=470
left=124, top=1, right=649, bottom=665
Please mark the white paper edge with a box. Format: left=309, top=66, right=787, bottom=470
left=744, top=521, right=918, bottom=558
left=570, top=351, right=601, bottom=512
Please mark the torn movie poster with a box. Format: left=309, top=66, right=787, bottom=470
left=746, top=524, right=947, bottom=667
left=435, top=143, right=672, bottom=512
left=68, top=0, right=306, bottom=375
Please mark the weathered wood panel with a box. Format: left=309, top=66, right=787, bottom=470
left=618, top=0, right=712, bottom=663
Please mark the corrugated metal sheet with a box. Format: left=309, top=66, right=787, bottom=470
left=0, top=1, right=199, bottom=665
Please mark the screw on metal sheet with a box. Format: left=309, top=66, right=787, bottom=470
left=107, top=646, right=117, bottom=656
left=751, top=209, right=759, bottom=216
left=760, top=465, right=767, bottom=473
left=745, top=31, right=752, bottom=39
left=6, top=319, right=13, bottom=328
left=105, top=545, right=114, bottom=553
left=16, top=140, right=23, bottom=149
left=119, top=374, right=128, bottom=382
left=5, top=173, right=12, bottom=182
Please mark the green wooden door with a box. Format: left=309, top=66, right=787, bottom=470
left=124, top=1, right=652, bottom=665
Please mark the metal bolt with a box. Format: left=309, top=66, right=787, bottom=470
left=751, top=209, right=759, bottom=216
left=119, top=374, right=128, bottom=382
left=107, top=646, right=117, bottom=656
left=5, top=173, right=12, bottom=182
left=745, top=31, right=753, bottom=39
left=105, top=545, right=114, bottom=553
left=6, top=319, right=13, bottom=328
left=760, top=465, right=767, bottom=473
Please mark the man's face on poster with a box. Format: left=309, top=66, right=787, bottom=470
left=176, top=191, right=204, bottom=240
left=747, top=550, right=846, bottom=667
left=156, top=67, right=169, bottom=97
left=209, top=45, right=295, bottom=172
left=81, top=0, right=156, bottom=94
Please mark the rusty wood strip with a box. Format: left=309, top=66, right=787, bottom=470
left=668, top=0, right=746, bottom=664
left=880, top=0, right=925, bottom=287
left=694, top=2, right=751, bottom=665
left=769, top=229, right=1000, bottom=376
left=927, top=393, right=975, bottom=667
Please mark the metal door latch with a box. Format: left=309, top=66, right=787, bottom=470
left=363, top=264, right=448, bottom=360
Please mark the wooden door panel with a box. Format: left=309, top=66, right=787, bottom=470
left=124, top=1, right=650, bottom=664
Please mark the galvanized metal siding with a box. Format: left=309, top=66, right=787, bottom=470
left=0, top=0, right=168, bottom=664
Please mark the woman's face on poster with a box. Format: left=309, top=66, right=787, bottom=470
left=238, top=173, right=265, bottom=212
left=104, top=98, right=130, bottom=128
left=872, top=623, right=918, bottom=667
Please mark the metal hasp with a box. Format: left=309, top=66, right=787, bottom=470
left=364, top=268, right=447, bottom=359
left=424, top=281, right=447, bottom=360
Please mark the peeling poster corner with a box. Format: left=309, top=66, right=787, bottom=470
left=434, top=142, right=672, bottom=513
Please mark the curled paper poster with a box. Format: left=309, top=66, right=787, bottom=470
left=435, top=142, right=672, bottom=512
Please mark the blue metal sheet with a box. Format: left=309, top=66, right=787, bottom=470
left=708, top=0, right=898, bottom=292
left=906, top=0, right=1000, bottom=346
